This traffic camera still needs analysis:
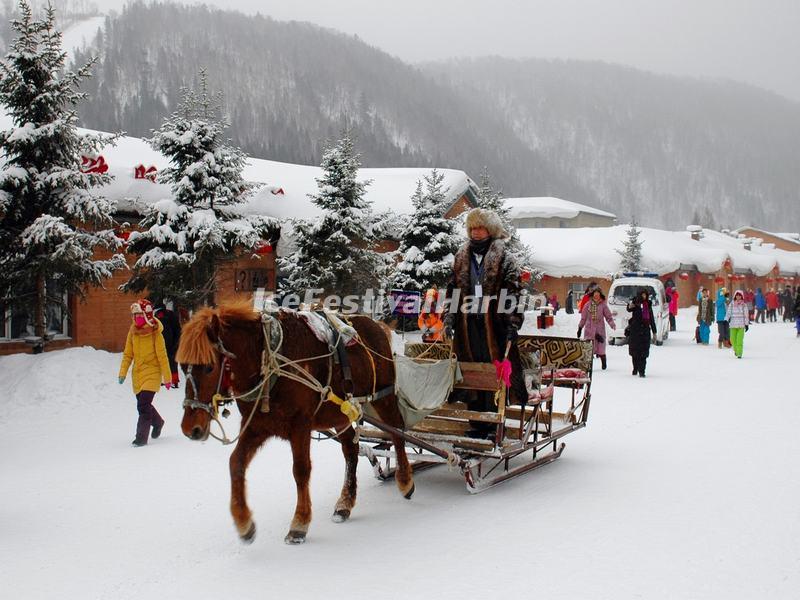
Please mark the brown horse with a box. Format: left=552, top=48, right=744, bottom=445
left=175, top=302, right=413, bottom=544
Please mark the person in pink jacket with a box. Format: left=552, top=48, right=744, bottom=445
left=667, top=286, right=679, bottom=331
left=578, top=288, right=616, bottom=370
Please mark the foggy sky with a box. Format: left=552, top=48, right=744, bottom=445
left=100, top=0, right=800, bottom=101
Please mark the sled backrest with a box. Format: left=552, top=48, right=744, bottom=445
left=518, top=335, right=593, bottom=373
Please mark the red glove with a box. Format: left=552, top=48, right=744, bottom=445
left=171, top=371, right=179, bottom=386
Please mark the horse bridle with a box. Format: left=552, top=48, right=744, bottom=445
left=182, top=339, right=239, bottom=419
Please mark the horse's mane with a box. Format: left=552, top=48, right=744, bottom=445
left=176, top=301, right=260, bottom=365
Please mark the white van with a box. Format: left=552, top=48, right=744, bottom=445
left=607, top=275, right=670, bottom=346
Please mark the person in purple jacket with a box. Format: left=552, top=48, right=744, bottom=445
left=578, top=288, right=616, bottom=370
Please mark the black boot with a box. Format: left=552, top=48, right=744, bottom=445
left=600, top=354, right=607, bottom=370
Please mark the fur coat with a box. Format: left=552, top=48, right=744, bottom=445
left=447, top=238, right=526, bottom=403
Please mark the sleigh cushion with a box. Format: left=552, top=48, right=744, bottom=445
left=528, top=384, right=555, bottom=402
left=548, top=368, right=587, bottom=380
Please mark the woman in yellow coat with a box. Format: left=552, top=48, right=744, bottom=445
left=118, top=299, right=173, bottom=446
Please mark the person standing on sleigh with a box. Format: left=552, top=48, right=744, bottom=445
left=578, top=288, right=616, bottom=370
left=444, top=208, right=527, bottom=434
left=118, top=299, right=173, bottom=447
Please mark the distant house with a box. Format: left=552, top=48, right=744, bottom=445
left=732, top=227, right=800, bottom=253
left=505, top=197, right=616, bottom=229
left=517, top=225, right=800, bottom=309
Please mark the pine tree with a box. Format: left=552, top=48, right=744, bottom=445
left=617, top=219, right=644, bottom=272
left=279, top=132, right=381, bottom=298
left=123, top=71, right=277, bottom=308
left=0, top=1, right=125, bottom=343
left=391, top=170, right=462, bottom=292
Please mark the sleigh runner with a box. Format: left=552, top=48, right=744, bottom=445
left=357, top=334, right=594, bottom=493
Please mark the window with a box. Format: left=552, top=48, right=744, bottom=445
left=234, top=268, right=274, bottom=292
left=1, top=278, right=69, bottom=341
left=610, top=284, right=660, bottom=306
left=569, top=282, right=588, bottom=295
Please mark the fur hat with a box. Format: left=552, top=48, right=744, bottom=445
left=465, top=208, right=507, bottom=239
left=131, top=299, right=156, bottom=326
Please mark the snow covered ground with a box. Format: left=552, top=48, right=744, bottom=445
left=2, top=311, right=799, bottom=599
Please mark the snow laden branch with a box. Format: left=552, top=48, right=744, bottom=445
left=0, top=0, right=125, bottom=340
left=123, top=71, right=278, bottom=307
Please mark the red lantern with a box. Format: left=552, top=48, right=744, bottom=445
left=679, top=272, right=689, bottom=281
left=766, top=277, right=773, bottom=283
left=520, top=270, right=532, bottom=283
left=254, top=241, right=273, bottom=255
left=714, top=276, right=725, bottom=285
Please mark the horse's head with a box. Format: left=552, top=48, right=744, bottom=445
left=175, top=303, right=264, bottom=441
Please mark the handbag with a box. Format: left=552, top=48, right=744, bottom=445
left=694, top=326, right=701, bottom=343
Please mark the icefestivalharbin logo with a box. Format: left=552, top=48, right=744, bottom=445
left=254, top=289, right=533, bottom=315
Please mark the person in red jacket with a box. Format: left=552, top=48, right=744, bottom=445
left=578, top=281, right=598, bottom=313
left=765, top=288, right=779, bottom=322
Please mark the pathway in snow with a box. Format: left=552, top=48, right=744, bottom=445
left=1, top=313, right=798, bottom=599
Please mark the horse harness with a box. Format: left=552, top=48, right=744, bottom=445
left=183, top=309, right=394, bottom=445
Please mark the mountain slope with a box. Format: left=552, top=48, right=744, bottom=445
left=55, top=3, right=800, bottom=230
left=72, top=2, right=583, bottom=204
left=424, top=57, right=800, bottom=229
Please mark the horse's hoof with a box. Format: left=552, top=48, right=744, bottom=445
left=284, top=530, right=307, bottom=545
left=240, top=522, right=256, bottom=544
left=403, top=483, right=415, bottom=500
left=331, top=509, right=351, bottom=523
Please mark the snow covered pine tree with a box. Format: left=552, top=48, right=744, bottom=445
left=279, top=133, right=383, bottom=299
left=391, top=169, right=462, bottom=292
left=123, top=71, right=277, bottom=308
left=617, top=219, right=644, bottom=272
left=0, top=1, right=125, bottom=347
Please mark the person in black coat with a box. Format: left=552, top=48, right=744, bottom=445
left=565, top=290, right=574, bottom=314
left=152, top=300, right=182, bottom=388
left=626, top=288, right=658, bottom=377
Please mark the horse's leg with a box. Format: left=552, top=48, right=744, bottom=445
left=390, top=434, right=415, bottom=499
left=286, top=428, right=313, bottom=544
left=332, top=426, right=359, bottom=523
left=229, top=428, right=270, bottom=543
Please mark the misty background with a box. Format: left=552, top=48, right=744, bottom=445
left=3, top=0, right=799, bottom=230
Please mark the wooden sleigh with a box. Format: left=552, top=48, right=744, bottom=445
left=357, top=334, right=594, bottom=493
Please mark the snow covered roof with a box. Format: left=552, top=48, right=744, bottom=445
left=505, top=196, right=616, bottom=220
left=732, top=227, right=800, bottom=248
left=519, top=225, right=800, bottom=278
left=0, top=112, right=476, bottom=221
